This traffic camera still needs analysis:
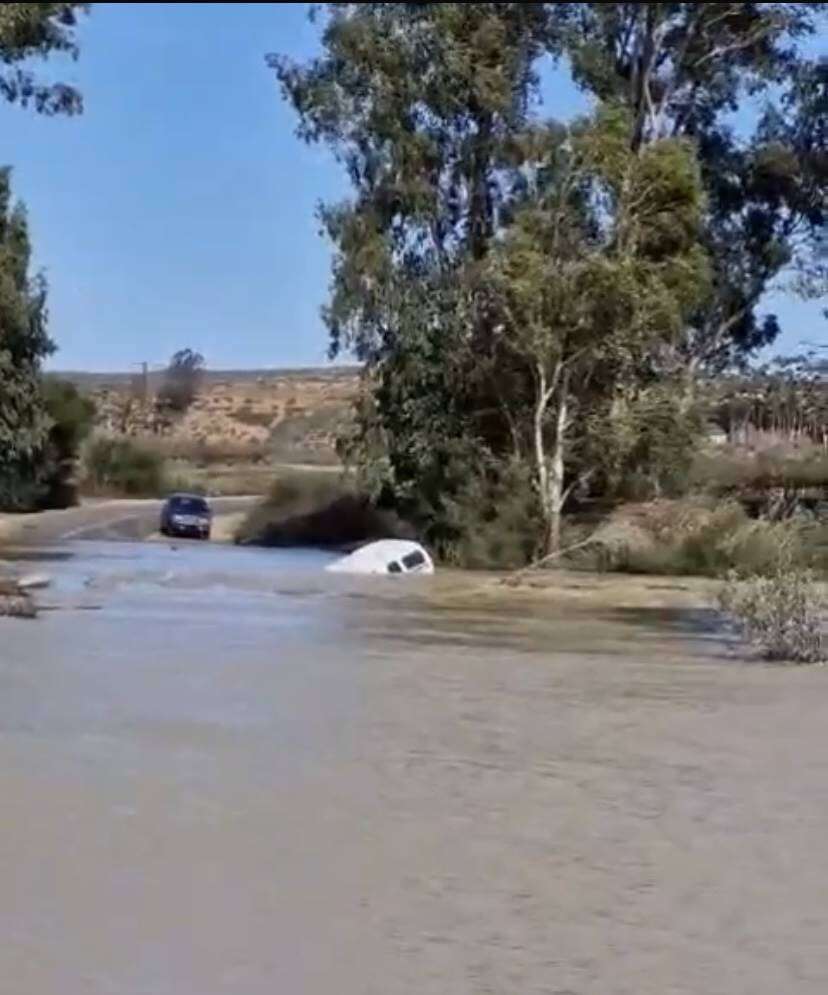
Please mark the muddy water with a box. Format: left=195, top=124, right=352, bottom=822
left=1, top=542, right=828, bottom=994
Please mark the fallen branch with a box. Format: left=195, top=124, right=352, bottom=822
left=498, top=533, right=601, bottom=586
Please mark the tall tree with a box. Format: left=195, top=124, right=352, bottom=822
left=156, top=348, right=206, bottom=417
left=272, top=3, right=824, bottom=560
left=0, top=4, right=89, bottom=505
left=0, top=169, right=54, bottom=507
left=272, top=3, right=566, bottom=544
left=0, top=3, right=88, bottom=115
left=482, top=110, right=708, bottom=552
left=565, top=3, right=828, bottom=371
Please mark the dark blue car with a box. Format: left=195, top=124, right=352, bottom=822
left=160, top=494, right=212, bottom=541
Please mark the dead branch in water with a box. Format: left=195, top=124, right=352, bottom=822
left=498, top=533, right=601, bottom=587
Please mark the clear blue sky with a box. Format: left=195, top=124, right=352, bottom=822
left=0, top=2, right=823, bottom=372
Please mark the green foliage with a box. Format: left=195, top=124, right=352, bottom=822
left=236, top=472, right=410, bottom=549
left=156, top=348, right=205, bottom=416
left=0, top=0, right=88, bottom=506
left=480, top=109, right=709, bottom=544
left=720, top=566, right=825, bottom=665
left=437, top=460, right=542, bottom=570
left=566, top=4, right=827, bottom=370
left=42, top=379, right=95, bottom=456
left=37, top=379, right=96, bottom=508
left=0, top=168, right=54, bottom=509
left=163, top=471, right=207, bottom=498
left=584, top=500, right=810, bottom=579
left=692, top=444, right=828, bottom=525
left=593, top=386, right=705, bottom=500
left=272, top=3, right=827, bottom=565
left=0, top=4, right=88, bottom=115
left=84, top=437, right=166, bottom=498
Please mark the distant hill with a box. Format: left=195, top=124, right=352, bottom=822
left=51, top=366, right=359, bottom=392
left=55, top=367, right=361, bottom=472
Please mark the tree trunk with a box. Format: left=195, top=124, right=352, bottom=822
left=534, top=363, right=569, bottom=559
left=546, top=389, right=568, bottom=557
left=534, top=368, right=552, bottom=553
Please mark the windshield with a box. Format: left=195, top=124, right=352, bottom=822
left=169, top=497, right=209, bottom=514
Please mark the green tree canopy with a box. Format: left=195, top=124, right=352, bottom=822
left=480, top=109, right=709, bottom=550
left=0, top=3, right=88, bottom=116
left=0, top=169, right=54, bottom=507
left=273, top=2, right=827, bottom=561
left=564, top=3, right=828, bottom=370
left=157, top=348, right=206, bottom=417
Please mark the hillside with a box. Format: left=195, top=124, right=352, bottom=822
left=55, top=367, right=360, bottom=495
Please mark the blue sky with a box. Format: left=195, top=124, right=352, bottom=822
left=0, top=2, right=824, bottom=372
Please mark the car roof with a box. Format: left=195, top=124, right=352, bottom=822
left=167, top=493, right=209, bottom=502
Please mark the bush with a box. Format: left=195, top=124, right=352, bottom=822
left=151, top=437, right=269, bottom=467
left=163, top=468, right=207, bottom=497
left=38, top=380, right=97, bottom=509
left=586, top=385, right=704, bottom=502
left=692, top=446, right=828, bottom=519
left=156, top=349, right=205, bottom=416
left=436, top=460, right=542, bottom=570
left=581, top=500, right=808, bottom=578
left=235, top=472, right=411, bottom=548
left=84, top=437, right=167, bottom=497
left=719, top=566, right=826, bottom=664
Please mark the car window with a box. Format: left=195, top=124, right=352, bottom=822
left=170, top=497, right=208, bottom=514
left=388, top=561, right=403, bottom=575
left=402, top=550, right=426, bottom=571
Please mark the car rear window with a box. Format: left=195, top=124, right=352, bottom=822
left=170, top=497, right=209, bottom=514
left=402, top=550, right=427, bottom=571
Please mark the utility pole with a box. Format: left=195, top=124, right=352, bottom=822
left=130, top=362, right=152, bottom=406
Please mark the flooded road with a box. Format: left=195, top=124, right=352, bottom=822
left=1, top=541, right=828, bottom=994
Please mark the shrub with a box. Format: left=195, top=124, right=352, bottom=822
left=151, top=437, right=269, bottom=467
left=692, top=446, right=828, bottom=519
left=163, top=468, right=207, bottom=497
left=38, top=380, right=96, bottom=509
left=587, top=385, right=704, bottom=502
left=84, top=437, right=167, bottom=497
left=719, top=566, right=826, bottom=664
left=235, top=472, right=410, bottom=548
left=436, top=460, right=542, bottom=570
left=582, top=500, right=809, bottom=578
left=231, top=407, right=275, bottom=430
left=156, top=349, right=205, bottom=416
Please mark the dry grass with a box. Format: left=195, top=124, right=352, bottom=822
left=146, top=437, right=271, bottom=467
left=564, top=499, right=824, bottom=579
left=692, top=445, right=828, bottom=496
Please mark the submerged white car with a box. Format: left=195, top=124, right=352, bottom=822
left=326, top=541, right=434, bottom=577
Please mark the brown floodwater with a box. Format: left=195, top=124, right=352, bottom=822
left=1, top=541, right=827, bottom=994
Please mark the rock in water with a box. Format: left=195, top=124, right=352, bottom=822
left=0, top=580, right=38, bottom=619
left=0, top=595, right=37, bottom=619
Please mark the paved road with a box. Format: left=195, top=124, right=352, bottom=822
left=0, top=497, right=259, bottom=546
